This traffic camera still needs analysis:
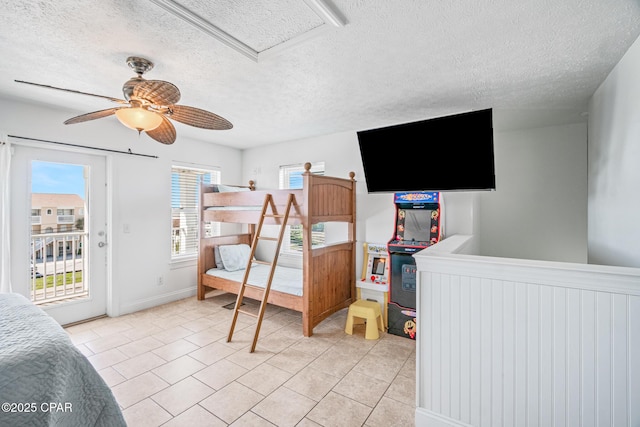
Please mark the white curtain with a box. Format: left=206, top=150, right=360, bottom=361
left=0, top=134, right=12, bottom=293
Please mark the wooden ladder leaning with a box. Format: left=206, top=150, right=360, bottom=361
left=227, top=192, right=296, bottom=353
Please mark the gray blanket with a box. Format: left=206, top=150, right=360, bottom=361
left=0, top=293, right=126, bottom=426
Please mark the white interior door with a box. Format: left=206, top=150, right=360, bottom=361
left=10, top=144, right=108, bottom=325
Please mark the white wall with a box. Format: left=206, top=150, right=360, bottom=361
left=242, top=118, right=589, bottom=270
left=2, top=97, right=593, bottom=316
left=241, top=131, right=483, bottom=273
left=1, top=97, right=243, bottom=316
left=478, top=123, right=588, bottom=263
left=588, top=35, right=640, bottom=268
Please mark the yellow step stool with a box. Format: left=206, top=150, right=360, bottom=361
left=345, top=299, right=385, bottom=340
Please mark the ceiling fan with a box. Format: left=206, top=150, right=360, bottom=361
left=15, top=56, right=233, bottom=145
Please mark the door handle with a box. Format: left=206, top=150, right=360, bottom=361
left=98, top=242, right=106, bottom=248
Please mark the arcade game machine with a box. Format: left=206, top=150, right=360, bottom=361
left=387, top=192, right=442, bottom=339
left=356, top=242, right=390, bottom=328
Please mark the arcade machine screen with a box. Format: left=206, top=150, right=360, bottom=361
left=371, top=256, right=386, bottom=276
left=401, top=209, right=436, bottom=243
left=387, top=192, right=441, bottom=339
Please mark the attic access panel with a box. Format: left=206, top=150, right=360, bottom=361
left=148, top=0, right=346, bottom=61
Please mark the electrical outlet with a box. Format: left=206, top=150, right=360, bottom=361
left=157, top=276, right=163, bottom=286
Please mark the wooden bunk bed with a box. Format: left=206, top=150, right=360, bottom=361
left=197, top=163, right=356, bottom=337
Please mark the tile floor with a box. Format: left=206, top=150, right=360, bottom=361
left=66, top=292, right=416, bottom=427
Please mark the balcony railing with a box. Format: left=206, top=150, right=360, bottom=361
left=57, top=215, right=75, bottom=224
left=30, top=231, right=87, bottom=305
left=171, top=227, right=186, bottom=256
left=31, top=215, right=41, bottom=224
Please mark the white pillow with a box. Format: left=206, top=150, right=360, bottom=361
left=214, top=246, right=224, bottom=269
left=218, top=244, right=252, bottom=271
left=216, top=184, right=251, bottom=193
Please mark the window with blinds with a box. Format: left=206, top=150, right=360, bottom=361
left=171, top=165, right=220, bottom=259
left=279, top=162, right=325, bottom=252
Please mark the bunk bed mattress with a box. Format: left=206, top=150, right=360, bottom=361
left=205, top=264, right=303, bottom=296
left=205, top=206, right=262, bottom=210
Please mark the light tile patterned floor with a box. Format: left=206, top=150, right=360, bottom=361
left=66, top=292, right=416, bottom=427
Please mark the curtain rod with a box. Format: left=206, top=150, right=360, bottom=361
left=7, top=135, right=159, bottom=159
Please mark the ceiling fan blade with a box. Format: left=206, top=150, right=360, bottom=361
left=132, top=80, right=181, bottom=106
left=145, top=115, right=176, bottom=145
left=168, top=105, right=233, bottom=130
left=64, top=107, right=125, bottom=125
left=15, top=80, right=127, bottom=104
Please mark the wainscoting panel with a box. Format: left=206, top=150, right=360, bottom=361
left=414, top=252, right=640, bottom=427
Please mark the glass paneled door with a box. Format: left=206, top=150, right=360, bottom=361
left=10, top=145, right=108, bottom=325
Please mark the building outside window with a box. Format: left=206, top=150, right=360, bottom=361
left=31, top=193, right=85, bottom=261
left=31, top=194, right=84, bottom=235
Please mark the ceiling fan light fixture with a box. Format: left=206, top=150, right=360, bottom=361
left=115, top=107, right=163, bottom=132
left=16, top=56, right=232, bottom=145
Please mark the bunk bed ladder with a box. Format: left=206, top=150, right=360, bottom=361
left=227, top=193, right=296, bottom=353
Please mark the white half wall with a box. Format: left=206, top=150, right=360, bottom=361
left=414, top=247, right=640, bottom=427
left=588, top=34, right=640, bottom=268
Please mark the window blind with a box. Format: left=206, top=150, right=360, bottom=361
left=171, top=165, right=220, bottom=259
left=278, top=162, right=325, bottom=251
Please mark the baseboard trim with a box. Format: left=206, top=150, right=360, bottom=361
left=119, top=287, right=197, bottom=315
left=415, top=408, right=472, bottom=427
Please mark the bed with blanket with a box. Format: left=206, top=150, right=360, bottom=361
left=198, top=162, right=357, bottom=337
left=0, top=293, right=125, bottom=427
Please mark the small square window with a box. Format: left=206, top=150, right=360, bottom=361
left=279, top=162, right=325, bottom=252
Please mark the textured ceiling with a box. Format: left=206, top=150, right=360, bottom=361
left=0, top=0, right=639, bottom=149
left=179, top=0, right=324, bottom=52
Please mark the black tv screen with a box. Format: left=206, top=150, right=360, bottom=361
left=357, top=108, right=495, bottom=193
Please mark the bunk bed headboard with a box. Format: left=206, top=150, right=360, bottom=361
left=302, top=163, right=356, bottom=223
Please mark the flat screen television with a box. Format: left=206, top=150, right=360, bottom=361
left=357, top=108, right=495, bottom=193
